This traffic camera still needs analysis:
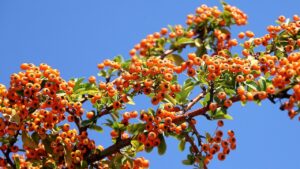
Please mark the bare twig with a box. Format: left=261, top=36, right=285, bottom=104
left=183, top=90, right=207, bottom=113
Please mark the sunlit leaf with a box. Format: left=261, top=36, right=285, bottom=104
left=158, top=134, right=167, bottom=155
left=166, top=54, right=185, bottom=66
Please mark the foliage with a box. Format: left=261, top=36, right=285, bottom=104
left=0, top=2, right=300, bottom=169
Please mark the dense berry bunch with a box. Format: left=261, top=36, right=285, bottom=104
left=0, top=2, right=300, bottom=169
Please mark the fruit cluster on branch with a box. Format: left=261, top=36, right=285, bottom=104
left=0, top=1, right=300, bottom=169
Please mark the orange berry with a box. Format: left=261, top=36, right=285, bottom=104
left=209, top=102, right=218, bottom=111
left=110, top=130, right=118, bottom=138
left=217, top=92, right=227, bottom=100
left=227, top=130, right=235, bottom=137
left=160, top=28, right=168, bottom=35
left=129, top=49, right=136, bottom=56
left=148, top=132, right=157, bottom=141
left=88, top=76, right=96, bottom=83
left=169, top=32, right=176, bottom=38
left=130, top=111, right=138, bottom=118
left=142, top=159, right=150, bottom=168
left=218, top=153, right=226, bottom=161
left=97, top=63, right=105, bottom=69
left=238, top=32, right=245, bottom=39
left=86, top=111, right=95, bottom=120
left=224, top=99, right=232, bottom=107
left=245, top=31, right=254, bottom=38
left=217, top=120, right=224, bottom=127
left=62, top=123, right=70, bottom=132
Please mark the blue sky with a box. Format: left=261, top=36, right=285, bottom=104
left=1, top=0, right=300, bottom=169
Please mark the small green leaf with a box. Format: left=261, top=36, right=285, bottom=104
left=258, top=78, right=267, bottom=91
left=178, top=139, right=186, bottom=152
left=22, top=131, right=37, bottom=149
left=81, top=120, right=93, bottom=127
left=42, top=138, right=52, bottom=154
left=194, top=39, right=202, bottom=48
left=31, top=132, right=40, bottom=145
left=14, top=156, right=20, bottom=169
left=145, top=146, right=154, bottom=153
left=246, top=81, right=259, bottom=91
left=213, top=113, right=233, bottom=120
left=205, top=132, right=212, bottom=142
left=10, top=113, right=20, bottom=123
left=158, top=134, right=167, bottom=155
left=224, top=88, right=236, bottom=96
left=127, top=123, right=145, bottom=135
left=127, top=96, right=135, bottom=105
left=131, top=140, right=140, bottom=148
left=81, top=161, right=88, bottom=168
left=73, top=78, right=85, bottom=92
left=90, top=125, right=103, bottom=133
left=164, top=94, right=177, bottom=105
left=63, top=146, right=72, bottom=167
left=166, top=54, right=185, bottom=66
left=182, top=159, right=193, bottom=165
left=98, top=70, right=107, bottom=77
left=113, top=55, right=124, bottom=64
left=177, top=37, right=194, bottom=45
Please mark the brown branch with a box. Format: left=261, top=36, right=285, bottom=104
left=3, top=130, right=20, bottom=169
left=183, top=90, right=207, bottom=113
left=160, top=49, right=175, bottom=59
left=1, top=149, right=15, bottom=169
left=188, top=119, right=203, bottom=146
left=87, top=138, right=131, bottom=164
left=66, top=108, right=83, bottom=133
left=174, top=96, right=240, bottom=124
left=184, top=133, right=200, bottom=155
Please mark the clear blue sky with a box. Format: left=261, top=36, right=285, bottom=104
left=1, top=0, right=300, bottom=169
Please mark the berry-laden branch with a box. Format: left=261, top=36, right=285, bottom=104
left=0, top=1, right=300, bottom=169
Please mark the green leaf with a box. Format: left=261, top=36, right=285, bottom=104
left=42, top=138, right=53, bottom=154
left=10, top=113, right=20, bottom=123
left=127, top=96, right=135, bottom=105
left=213, top=113, right=233, bottom=120
left=81, top=120, right=93, bottom=127
left=130, top=140, right=144, bottom=152
left=166, top=54, right=185, bottom=66
left=73, top=78, right=85, bottom=92
left=205, top=132, right=212, bottom=142
left=264, top=72, right=271, bottom=79
left=76, top=88, right=99, bottom=96
left=31, top=132, right=40, bottom=145
left=258, top=78, right=267, bottom=91
left=90, top=125, right=103, bottom=133
left=63, top=146, right=72, bottom=167
left=176, top=79, right=195, bottom=104
left=182, top=159, right=193, bottom=165
left=246, top=81, right=259, bottom=91
left=14, top=156, right=20, bottom=169
left=113, top=55, right=124, bottom=64
left=127, top=123, right=145, bottom=135
left=194, top=38, right=202, bottom=48
left=98, top=70, right=107, bottom=77
left=212, top=108, right=233, bottom=120
left=131, top=140, right=140, bottom=148
left=164, top=94, right=177, bottom=105
left=178, top=139, right=186, bottom=152
left=22, top=131, right=37, bottom=149
left=145, top=146, right=154, bottom=153
left=177, top=37, right=194, bottom=45
left=81, top=161, right=88, bottom=168
left=112, top=122, right=124, bottom=131
left=224, top=88, right=236, bottom=96
left=158, top=134, right=167, bottom=155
